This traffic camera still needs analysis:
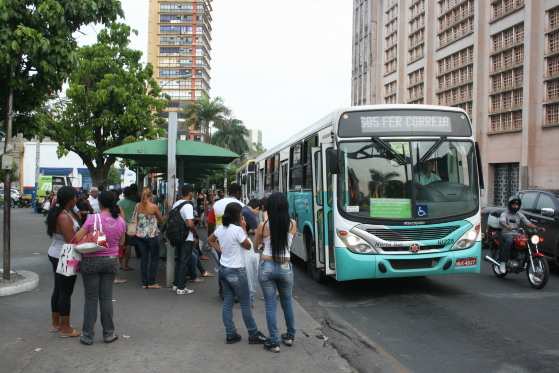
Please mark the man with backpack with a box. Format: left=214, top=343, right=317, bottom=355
left=167, top=184, right=197, bottom=295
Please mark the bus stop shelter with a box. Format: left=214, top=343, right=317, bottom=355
left=104, top=138, right=238, bottom=286
left=104, top=139, right=238, bottom=185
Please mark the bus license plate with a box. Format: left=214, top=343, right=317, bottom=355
left=456, top=257, right=477, bottom=267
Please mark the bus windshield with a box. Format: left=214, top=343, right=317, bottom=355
left=338, top=140, right=479, bottom=221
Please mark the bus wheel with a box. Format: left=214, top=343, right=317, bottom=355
left=305, top=232, right=325, bottom=283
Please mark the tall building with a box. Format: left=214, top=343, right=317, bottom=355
left=148, top=0, right=213, bottom=139
left=352, top=0, right=559, bottom=206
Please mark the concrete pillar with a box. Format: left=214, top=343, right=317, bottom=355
left=166, top=112, right=178, bottom=288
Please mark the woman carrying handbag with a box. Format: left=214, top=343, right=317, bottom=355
left=73, top=191, right=126, bottom=345
left=46, top=186, right=81, bottom=338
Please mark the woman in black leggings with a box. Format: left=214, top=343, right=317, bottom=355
left=46, top=186, right=81, bottom=338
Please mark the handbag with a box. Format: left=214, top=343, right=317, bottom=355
left=127, top=204, right=138, bottom=236
left=56, top=244, right=82, bottom=277
left=75, top=214, right=108, bottom=254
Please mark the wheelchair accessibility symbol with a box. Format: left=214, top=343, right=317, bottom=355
left=416, top=204, right=428, bottom=217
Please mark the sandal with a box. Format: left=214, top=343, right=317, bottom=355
left=147, top=284, right=161, bottom=289
left=201, top=272, right=215, bottom=277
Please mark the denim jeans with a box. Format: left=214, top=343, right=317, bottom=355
left=259, top=261, right=295, bottom=344
left=219, top=265, right=258, bottom=338
left=136, top=236, right=161, bottom=286
left=174, top=240, right=193, bottom=290
left=81, top=256, right=118, bottom=340
left=500, top=232, right=516, bottom=262
left=188, top=249, right=206, bottom=279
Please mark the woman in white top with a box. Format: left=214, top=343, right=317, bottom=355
left=46, top=186, right=81, bottom=338
left=208, top=202, right=267, bottom=345
left=255, top=192, right=297, bottom=353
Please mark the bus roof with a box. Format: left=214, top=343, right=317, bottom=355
left=255, top=104, right=469, bottom=163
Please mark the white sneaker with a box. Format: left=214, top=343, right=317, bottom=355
left=499, top=262, right=507, bottom=274
left=177, top=288, right=194, bottom=295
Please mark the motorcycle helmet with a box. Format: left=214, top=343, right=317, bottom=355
left=507, top=195, right=522, bottom=213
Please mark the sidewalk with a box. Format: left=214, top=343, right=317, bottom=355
left=0, top=209, right=352, bottom=373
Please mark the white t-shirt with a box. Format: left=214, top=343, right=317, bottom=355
left=213, top=197, right=244, bottom=228
left=172, top=200, right=195, bottom=242
left=215, top=224, right=248, bottom=268
left=88, top=196, right=100, bottom=213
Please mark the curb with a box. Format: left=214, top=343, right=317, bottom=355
left=0, top=270, right=39, bottom=297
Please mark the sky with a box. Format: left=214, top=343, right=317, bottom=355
left=76, top=0, right=353, bottom=149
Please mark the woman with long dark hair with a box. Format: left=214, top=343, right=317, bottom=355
left=73, top=191, right=126, bottom=345
left=255, top=192, right=297, bottom=353
left=208, top=202, right=266, bottom=345
left=46, top=186, right=81, bottom=337
left=134, top=187, right=163, bottom=289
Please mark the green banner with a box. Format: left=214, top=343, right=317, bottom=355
left=370, top=198, right=412, bottom=219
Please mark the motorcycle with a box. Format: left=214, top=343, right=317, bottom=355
left=484, top=221, right=550, bottom=289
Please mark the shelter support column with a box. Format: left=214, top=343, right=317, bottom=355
left=166, top=112, right=178, bottom=287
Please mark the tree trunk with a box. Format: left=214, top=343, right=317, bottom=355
left=89, top=162, right=113, bottom=190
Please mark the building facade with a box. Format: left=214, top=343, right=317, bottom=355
left=352, top=0, right=559, bottom=206
left=148, top=0, right=213, bottom=139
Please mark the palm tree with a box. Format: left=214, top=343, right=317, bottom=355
left=211, top=118, right=250, bottom=157
left=182, top=93, right=230, bottom=143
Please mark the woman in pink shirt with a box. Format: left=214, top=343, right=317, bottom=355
left=74, top=191, right=126, bottom=345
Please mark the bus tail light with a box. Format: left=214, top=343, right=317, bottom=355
left=336, top=230, right=377, bottom=254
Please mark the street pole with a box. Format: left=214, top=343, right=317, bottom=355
left=3, top=86, right=13, bottom=281
left=34, top=138, right=40, bottom=209
left=166, top=112, right=178, bottom=287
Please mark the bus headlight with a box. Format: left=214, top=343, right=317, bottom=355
left=336, top=230, right=377, bottom=254
left=451, top=224, right=480, bottom=250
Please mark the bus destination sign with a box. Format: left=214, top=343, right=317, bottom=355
left=338, top=109, right=472, bottom=138
left=360, top=115, right=451, bottom=134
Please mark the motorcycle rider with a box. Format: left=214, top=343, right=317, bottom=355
left=498, top=195, right=537, bottom=273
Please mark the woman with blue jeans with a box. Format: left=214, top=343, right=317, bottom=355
left=208, top=203, right=267, bottom=345
left=255, top=192, right=297, bottom=353
left=135, top=188, right=163, bottom=289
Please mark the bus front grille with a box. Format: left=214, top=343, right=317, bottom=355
left=366, top=226, right=459, bottom=241
left=389, top=258, right=441, bottom=270
left=381, top=244, right=446, bottom=252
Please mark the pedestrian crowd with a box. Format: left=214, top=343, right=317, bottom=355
left=45, top=182, right=297, bottom=352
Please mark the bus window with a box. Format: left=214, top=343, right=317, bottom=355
left=290, top=143, right=303, bottom=189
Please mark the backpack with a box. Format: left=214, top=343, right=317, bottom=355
left=165, top=201, right=193, bottom=246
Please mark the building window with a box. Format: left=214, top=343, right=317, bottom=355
left=545, top=104, right=559, bottom=126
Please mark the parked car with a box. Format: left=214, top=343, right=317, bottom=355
left=481, top=189, right=559, bottom=265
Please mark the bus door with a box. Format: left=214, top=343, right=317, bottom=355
left=311, top=146, right=335, bottom=275
left=280, top=161, right=288, bottom=193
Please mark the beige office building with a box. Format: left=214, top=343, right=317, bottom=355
left=352, top=0, right=559, bottom=206
left=148, top=0, right=213, bottom=139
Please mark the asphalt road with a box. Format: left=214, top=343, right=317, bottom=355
left=292, top=254, right=559, bottom=373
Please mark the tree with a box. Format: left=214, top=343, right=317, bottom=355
left=211, top=118, right=250, bottom=157
left=0, top=0, right=122, bottom=280
left=39, top=23, right=167, bottom=188
left=250, top=142, right=266, bottom=157
left=0, top=0, right=123, bottom=136
left=183, top=93, right=230, bottom=143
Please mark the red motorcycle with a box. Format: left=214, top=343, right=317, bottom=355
left=484, top=224, right=549, bottom=289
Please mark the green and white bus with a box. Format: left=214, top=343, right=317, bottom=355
left=254, top=105, right=483, bottom=281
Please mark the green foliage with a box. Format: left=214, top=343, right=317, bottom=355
left=38, top=23, right=168, bottom=188
left=211, top=118, right=250, bottom=157
left=0, top=0, right=123, bottom=136
left=251, top=142, right=266, bottom=157
left=183, top=93, right=230, bottom=143
left=106, top=166, right=121, bottom=186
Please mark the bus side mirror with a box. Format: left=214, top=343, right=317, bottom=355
left=326, top=148, right=339, bottom=175
left=475, top=142, right=484, bottom=190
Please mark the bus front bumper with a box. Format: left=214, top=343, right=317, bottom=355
left=334, top=242, right=481, bottom=281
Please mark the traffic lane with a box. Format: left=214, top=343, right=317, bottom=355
left=292, top=259, right=559, bottom=373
